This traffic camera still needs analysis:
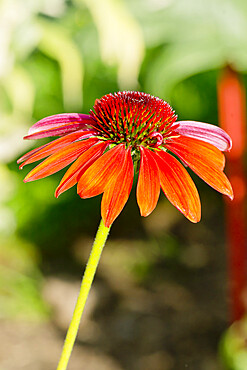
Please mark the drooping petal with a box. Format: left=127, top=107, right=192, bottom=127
left=101, top=147, right=134, bottom=227
left=18, top=131, right=97, bottom=168
left=152, top=150, right=201, bottom=223
left=55, top=141, right=109, bottom=197
left=167, top=136, right=226, bottom=170
left=137, top=146, right=160, bottom=216
left=174, top=121, right=232, bottom=151
left=77, top=144, right=126, bottom=198
left=24, top=138, right=99, bottom=182
left=18, top=142, right=51, bottom=165
left=25, top=113, right=97, bottom=140
left=166, top=136, right=233, bottom=199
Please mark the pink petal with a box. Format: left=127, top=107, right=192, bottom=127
left=25, top=113, right=97, bottom=140
left=173, top=121, right=232, bottom=152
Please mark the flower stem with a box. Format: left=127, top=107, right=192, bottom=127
left=57, top=219, right=111, bottom=370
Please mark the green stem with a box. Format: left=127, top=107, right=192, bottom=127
left=57, top=219, right=111, bottom=370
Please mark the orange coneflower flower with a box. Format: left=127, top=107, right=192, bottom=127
left=18, top=91, right=233, bottom=227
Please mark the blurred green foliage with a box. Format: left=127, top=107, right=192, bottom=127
left=0, top=0, right=246, bottom=327
left=220, top=318, right=247, bottom=370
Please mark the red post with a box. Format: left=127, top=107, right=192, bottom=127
left=217, top=66, right=247, bottom=322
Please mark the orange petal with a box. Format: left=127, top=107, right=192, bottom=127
left=18, top=131, right=95, bottom=169
left=101, top=147, right=134, bottom=227
left=166, top=136, right=233, bottom=199
left=55, top=141, right=109, bottom=197
left=77, top=144, right=126, bottom=198
left=18, top=142, right=50, bottom=166
left=137, top=146, right=160, bottom=216
left=166, top=136, right=225, bottom=170
left=152, top=150, right=201, bottom=223
left=24, top=138, right=99, bottom=182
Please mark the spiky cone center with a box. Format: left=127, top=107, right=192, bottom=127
left=90, top=91, right=178, bottom=153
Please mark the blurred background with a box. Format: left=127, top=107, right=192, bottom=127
left=1, top=0, right=247, bottom=369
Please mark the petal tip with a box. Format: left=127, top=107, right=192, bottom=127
left=24, top=173, right=36, bottom=182
left=224, top=181, right=234, bottom=200
left=140, top=209, right=153, bottom=217
left=54, top=189, right=60, bottom=198
left=190, top=214, right=201, bottom=223
left=185, top=208, right=201, bottom=223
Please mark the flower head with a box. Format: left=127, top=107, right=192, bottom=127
left=18, top=91, right=233, bottom=227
